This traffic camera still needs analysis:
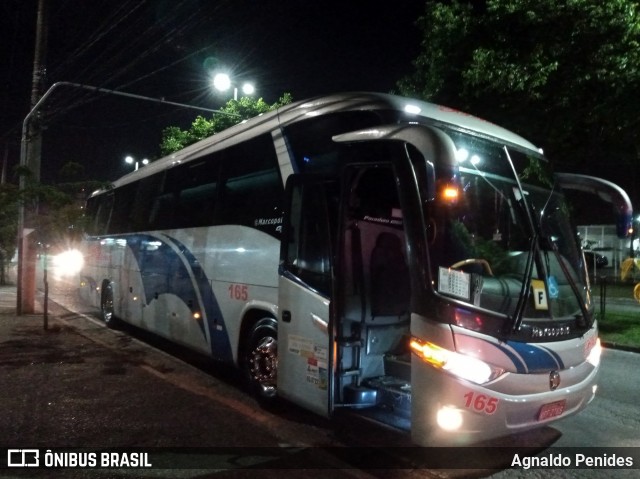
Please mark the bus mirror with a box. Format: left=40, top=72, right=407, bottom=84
left=555, top=173, right=633, bottom=238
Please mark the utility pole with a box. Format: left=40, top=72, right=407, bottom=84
left=18, top=0, right=48, bottom=315
left=27, top=0, right=48, bottom=183
left=1, top=144, right=7, bottom=184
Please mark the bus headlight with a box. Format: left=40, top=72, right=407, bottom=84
left=410, top=337, right=505, bottom=385
left=586, top=337, right=602, bottom=367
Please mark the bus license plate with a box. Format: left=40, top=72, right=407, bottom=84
left=538, top=400, right=566, bottom=421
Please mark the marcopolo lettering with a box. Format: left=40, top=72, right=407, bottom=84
left=254, top=217, right=283, bottom=227
left=531, top=325, right=571, bottom=339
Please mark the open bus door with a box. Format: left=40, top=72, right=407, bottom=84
left=277, top=175, right=337, bottom=417
left=278, top=125, right=454, bottom=427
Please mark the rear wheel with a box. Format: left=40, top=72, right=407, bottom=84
left=243, top=317, right=278, bottom=401
left=101, top=282, right=118, bottom=328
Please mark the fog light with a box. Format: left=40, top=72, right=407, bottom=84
left=437, top=406, right=463, bottom=431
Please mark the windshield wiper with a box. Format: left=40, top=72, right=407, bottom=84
left=502, top=146, right=538, bottom=333
left=507, top=232, right=537, bottom=333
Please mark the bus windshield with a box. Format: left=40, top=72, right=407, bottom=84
left=429, top=129, right=589, bottom=334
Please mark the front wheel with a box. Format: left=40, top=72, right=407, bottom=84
left=243, top=318, right=278, bottom=401
left=101, top=282, right=118, bottom=329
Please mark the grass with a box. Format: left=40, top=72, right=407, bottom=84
left=593, top=277, right=640, bottom=350
left=598, top=313, right=640, bottom=349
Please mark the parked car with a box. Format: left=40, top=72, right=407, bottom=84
left=583, top=251, right=608, bottom=269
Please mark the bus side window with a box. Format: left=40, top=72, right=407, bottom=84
left=108, top=183, right=138, bottom=234
left=130, top=174, right=164, bottom=232
left=148, top=192, right=177, bottom=231
left=218, top=134, right=283, bottom=233
left=87, top=193, right=113, bottom=236
left=284, top=181, right=333, bottom=296
left=148, top=155, right=221, bottom=230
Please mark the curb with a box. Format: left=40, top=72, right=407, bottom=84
left=601, top=341, right=640, bottom=355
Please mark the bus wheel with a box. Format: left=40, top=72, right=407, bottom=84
left=244, top=318, right=278, bottom=400
left=101, top=282, right=118, bottom=328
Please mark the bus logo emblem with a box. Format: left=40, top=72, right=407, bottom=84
left=549, top=371, right=561, bottom=390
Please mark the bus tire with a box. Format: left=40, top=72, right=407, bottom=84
left=101, top=282, right=118, bottom=329
left=243, top=317, right=278, bottom=401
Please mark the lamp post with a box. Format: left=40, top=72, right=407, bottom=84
left=212, top=73, right=255, bottom=100
left=125, top=156, right=149, bottom=171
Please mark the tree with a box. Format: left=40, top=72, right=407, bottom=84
left=0, top=163, right=107, bottom=284
left=0, top=182, right=19, bottom=285
left=398, top=0, right=640, bottom=186
left=160, top=93, right=293, bottom=155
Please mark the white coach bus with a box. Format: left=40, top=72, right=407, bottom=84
left=78, top=92, right=632, bottom=445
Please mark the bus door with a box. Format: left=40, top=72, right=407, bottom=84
left=278, top=175, right=337, bottom=417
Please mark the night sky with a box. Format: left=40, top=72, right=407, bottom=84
left=1, top=0, right=424, bottom=183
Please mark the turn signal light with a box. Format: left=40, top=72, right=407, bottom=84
left=440, top=185, right=459, bottom=202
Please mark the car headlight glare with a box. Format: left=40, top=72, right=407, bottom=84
left=52, top=249, right=84, bottom=276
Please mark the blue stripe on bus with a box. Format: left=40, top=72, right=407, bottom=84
left=162, top=234, right=233, bottom=362
left=126, top=233, right=233, bottom=362
left=536, top=344, right=565, bottom=370
left=503, top=341, right=563, bottom=373
left=490, top=342, right=528, bottom=374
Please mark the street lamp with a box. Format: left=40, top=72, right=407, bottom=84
left=212, top=73, right=255, bottom=100
left=125, top=156, right=148, bottom=171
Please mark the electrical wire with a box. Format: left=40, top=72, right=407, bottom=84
left=42, top=1, right=224, bottom=125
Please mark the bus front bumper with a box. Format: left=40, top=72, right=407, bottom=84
left=410, top=356, right=599, bottom=446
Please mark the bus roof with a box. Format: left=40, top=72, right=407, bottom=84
left=101, top=92, right=541, bottom=194
left=278, top=92, right=540, bottom=152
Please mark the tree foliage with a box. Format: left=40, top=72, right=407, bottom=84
left=160, top=93, right=293, bottom=155
left=398, top=0, right=640, bottom=177
left=0, top=182, right=19, bottom=284
left=0, top=163, right=108, bottom=284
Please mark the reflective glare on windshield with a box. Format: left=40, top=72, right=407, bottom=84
left=428, top=130, right=588, bottom=324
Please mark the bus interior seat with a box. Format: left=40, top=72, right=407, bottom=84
left=370, top=232, right=410, bottom=318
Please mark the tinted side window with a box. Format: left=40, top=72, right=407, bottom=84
left=283, top=111, right=395, bottom=174
left=108, top=183, right=137, bottom=234
left=149, top=158, right=221, bottom=230
left=283, top=180, right=335, bottom=296
left=86, top=193, right=113, bottom=236
left=218, top=134, right=283, bottom=235
left=123, top=174, right=163, bottom=232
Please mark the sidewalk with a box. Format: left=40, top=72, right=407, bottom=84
left=0, top=284, right=20, bottom=314
left=0, top=283, right=289, bottom=453
left=0, top=284, right=53, bottom=340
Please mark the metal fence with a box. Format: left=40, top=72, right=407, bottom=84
left=596, top=276, right=639, bottom=321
